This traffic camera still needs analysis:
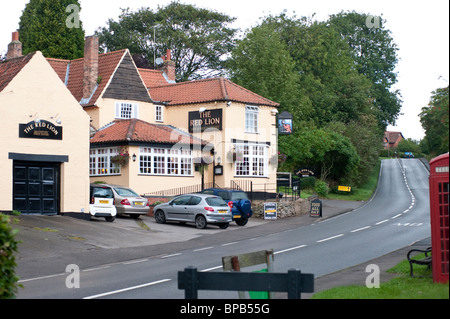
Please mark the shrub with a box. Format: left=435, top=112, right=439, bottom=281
left=0, top=214, right=20, bottom=299
left=315, top=180, right=329, bottom=198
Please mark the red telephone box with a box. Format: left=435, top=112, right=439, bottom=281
left=429, top=153, right=449, bottom=283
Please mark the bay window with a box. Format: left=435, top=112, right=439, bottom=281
left=89, top=147, right=121, bottom=176
left=235, top=143, right=268, bottom=177
left=139, top=147, right=193, bottom=176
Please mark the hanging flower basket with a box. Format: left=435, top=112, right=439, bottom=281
left=110, top=148, right=130, bottom=166
left=193, top=157, right=211, bottom=174
left=227, top=150, right=244, bottom=162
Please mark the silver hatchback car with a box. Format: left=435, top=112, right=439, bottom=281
left=153, top=193, right=232, bottom=229
left=94, top=184, right=149, bottom=218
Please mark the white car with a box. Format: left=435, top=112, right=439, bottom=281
left=89, top=184, right=117, bottom=222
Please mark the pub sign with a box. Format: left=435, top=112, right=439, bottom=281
left=189, top=109, right=223, bottom=132
left=278, top=111, right=293, bottom=135
left=19, top=120, right=63, bottom=140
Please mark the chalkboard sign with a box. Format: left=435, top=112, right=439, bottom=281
left=310, top=198, right=322, bottom=218
left=264, top=202, right=277, bottom=220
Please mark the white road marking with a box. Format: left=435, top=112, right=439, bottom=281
left=83, top=266, right=111, bottom=272
left=274, top=245, right=307, bottom=255
left=222, top=241, right=238, bottom=246
left=375, top=219, right=389, bottom=225
left=194, top=247, right=214, bottom=252
left=122, top=259, right=149, bottom=265
left=83, top=279, right=172, bottom=299
left=160, top=253, right=181, bottom=259
left=351, top=226, right=371, bottom=233
left=18, top=273, right=65, bottom=283
left=200, top=265, right=222, bottom=272
left=316, top=234, right=344, bottom=243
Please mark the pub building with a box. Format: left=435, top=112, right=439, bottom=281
left=0, top=32, right=279, bottom=216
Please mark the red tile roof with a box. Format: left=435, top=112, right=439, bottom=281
left=0, top=52, right=35, bottom=93
left=47, top=49, right=127, bottom=106
left=90, top=119, right=207, bottom=146
left=46, top=48, right=278, bottom=108
left=138, top=68, right=169, bottom=87
left=149, top=77, right=279, bottom=107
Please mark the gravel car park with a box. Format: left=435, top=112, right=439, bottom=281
left=153, top=193, right=232, bottom=229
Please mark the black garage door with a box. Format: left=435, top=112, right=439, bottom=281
left=13, top=161, right=60, bottom=215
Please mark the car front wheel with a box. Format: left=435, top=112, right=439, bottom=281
left=155, top=210, right=166, bottom=224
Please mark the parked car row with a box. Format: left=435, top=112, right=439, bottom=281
left=89, top=183, right=253, bottom=230
left=154, top=188, right=253, bottom=229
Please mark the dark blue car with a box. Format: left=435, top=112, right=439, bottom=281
left=200, top=188, right=252, bottom=226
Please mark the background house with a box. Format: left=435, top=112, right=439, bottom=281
left=384, top=131, right=404, bottom=150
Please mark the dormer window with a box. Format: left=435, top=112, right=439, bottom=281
left=115, top=102, right=139, bottom=119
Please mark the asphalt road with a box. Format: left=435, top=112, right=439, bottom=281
left=14, top=158, right=431, bottom=299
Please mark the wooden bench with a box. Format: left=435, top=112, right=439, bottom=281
left=407, top=247, right=432, bottom=277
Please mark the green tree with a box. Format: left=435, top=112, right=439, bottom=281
left=18, top=0, right=85, bottom=59
left=226, top=23, right=302, bottom=120
left=258, top=14, right=373, bottom=127
left=397, top=138, right=422, bottom=155
left=419, top=86, right=449, bottom=156
left=328, top=11, right=402, bottom=128
left=97, top=2, right=237, bottom=82
left=327, top=115, right=383, bottom=186
left=279, top=128, right=360, bottom=183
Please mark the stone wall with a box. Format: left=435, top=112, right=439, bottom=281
left=252, top=198, right=311, bottom=219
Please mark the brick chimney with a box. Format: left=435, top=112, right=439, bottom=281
left=162, top=49, right=176, bottom=83
left=83, top=36, right=99, bottom=100
left=7, top=31, right=23, bottom=60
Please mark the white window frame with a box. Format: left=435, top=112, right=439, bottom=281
left=115, top=101, right=139, bottom=119
left=234, top=143, right=268, bottom=177
left=155, top=105, right=164, bottom=122
left=89, top=147, right=121, bottom=176
left=245, top=105, right=259, bottom=133
left=139, top=147, right=193, bottom=176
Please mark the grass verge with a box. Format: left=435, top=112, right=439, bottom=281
left=311, top=255, right=449, bottom=299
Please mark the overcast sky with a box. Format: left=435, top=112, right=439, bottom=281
left=1, top=0, right=449, bottom=141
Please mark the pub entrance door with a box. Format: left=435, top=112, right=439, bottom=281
left=13, top=161, right=60, bottom=215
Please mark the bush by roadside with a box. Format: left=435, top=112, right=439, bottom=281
left=0, top=214, right=21, bottom=299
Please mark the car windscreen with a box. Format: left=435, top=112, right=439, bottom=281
left=114, top=187, right=139, bottom=197
left=92, top=187, right=114, bottom=198
left=205, top=197, right=228, bottom=207
left=230, top=192, right=249, bottom=200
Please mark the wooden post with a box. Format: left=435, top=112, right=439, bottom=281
left=184, top=266, right=198, bottom=299
left=231, top=256, right=246, bottom=299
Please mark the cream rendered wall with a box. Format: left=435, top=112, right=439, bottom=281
left=0, top=52, right=91, bottom=214
left=164, top=102, right=278, bottom=192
